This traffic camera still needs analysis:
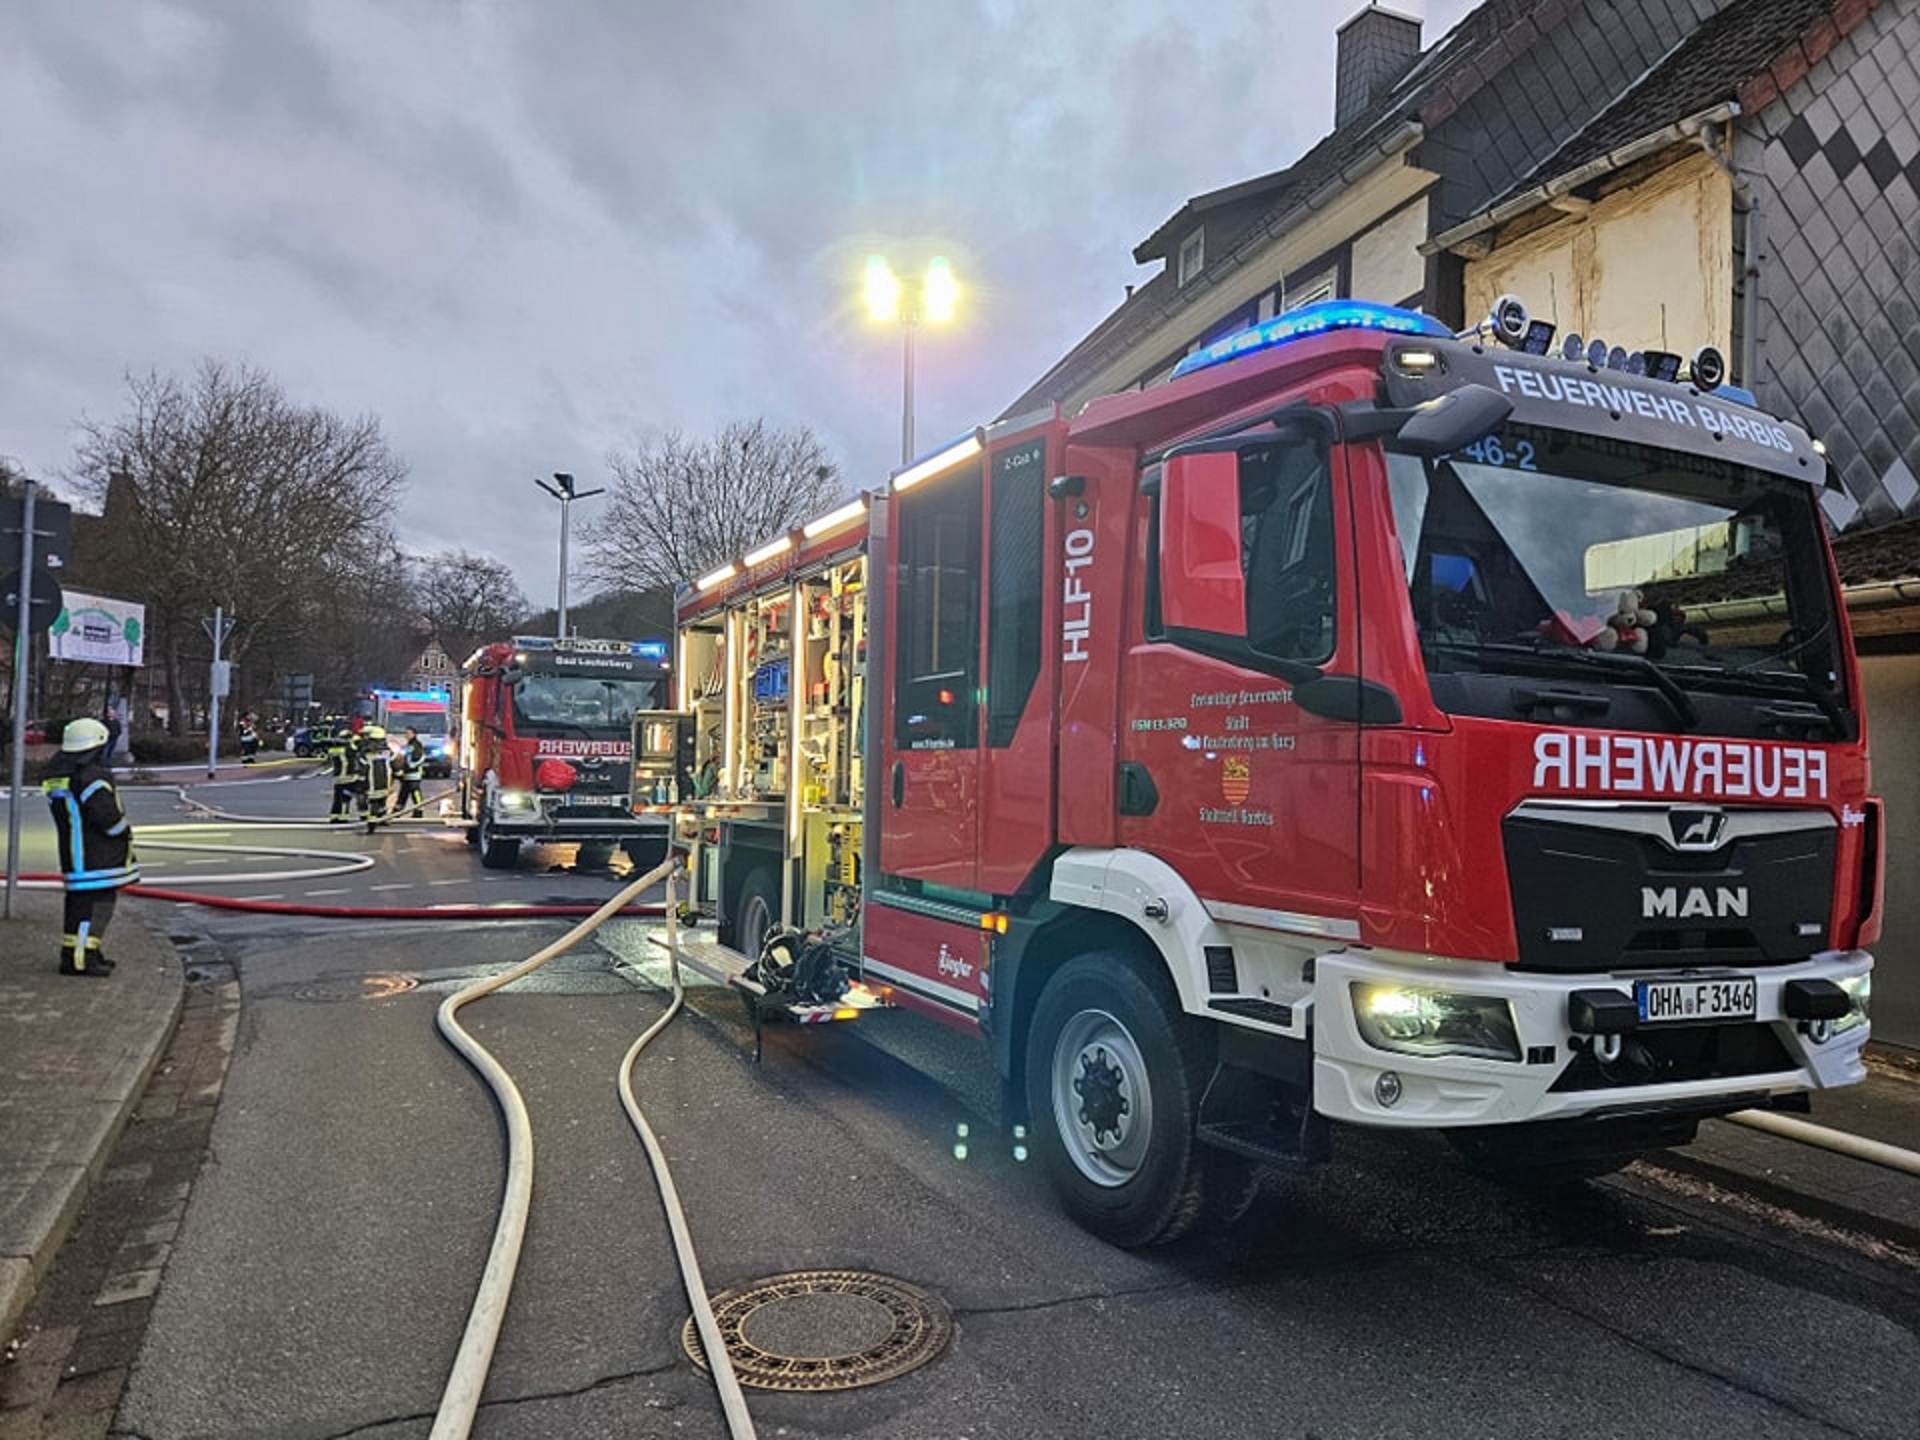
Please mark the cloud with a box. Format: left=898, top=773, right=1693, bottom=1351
left=0, top=0, right=1475, bottom=608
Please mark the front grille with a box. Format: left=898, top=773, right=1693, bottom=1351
left=1504, top=803, right=1835, bottom=972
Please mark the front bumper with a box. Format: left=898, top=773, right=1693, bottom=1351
left=1312, top=948, right=1871, bottom=1129
left=489, top=795, right=670, bottom=840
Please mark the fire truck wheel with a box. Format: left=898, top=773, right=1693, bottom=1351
left=1026, top=953, right=1241, bottom=1247
left=477, top=813, right=520, bottom=870
left=734, top=867, right=779, bottom=956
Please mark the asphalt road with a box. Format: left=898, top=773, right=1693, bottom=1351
left=12, top=769, right=1920, bottom=1438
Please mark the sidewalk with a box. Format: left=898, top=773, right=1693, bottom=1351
left=0, top=890, right=182, bottom=1345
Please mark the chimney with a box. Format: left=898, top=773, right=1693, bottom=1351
left=1335, top=5, right=1422, bottom=129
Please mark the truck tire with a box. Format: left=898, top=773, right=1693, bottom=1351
left=733, top=867, right=779, bottom=956
left=1025, top=952, right=1245, bottom=1247
left=622, top=835, right=668, bottom=874
left=460, top=782, right=478, bottom=847
left=477, top=812, right=520, bottom=870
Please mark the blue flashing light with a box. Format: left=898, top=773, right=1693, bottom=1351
left=1172, top=300, right=1452, bottom=379
left=1709, top=384, right=1760, bottom=409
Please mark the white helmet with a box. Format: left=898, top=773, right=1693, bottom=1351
left=61, top=717, right=111, bottom=753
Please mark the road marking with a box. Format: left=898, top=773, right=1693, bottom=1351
left=370, top=883, right=413, bottom=892
left=305, top=888, right=351, bottom=897
left=427, top=879, right=465, bottom=887
left=238, top=894, right=285, bottom=901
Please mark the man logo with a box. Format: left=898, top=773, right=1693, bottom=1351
left=1668, top=809, right=1727, bottom=850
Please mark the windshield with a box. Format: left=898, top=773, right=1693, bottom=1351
left=1385, top=423, right=1851, bottom=738
left=510, top=672, right=664, bottom=733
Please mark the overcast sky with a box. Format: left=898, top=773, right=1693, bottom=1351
left=1, top=0, right=1478, bottom=613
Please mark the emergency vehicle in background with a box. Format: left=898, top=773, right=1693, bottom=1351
left=662, top=296, right=1879, bottom=1246
left=366, top=687, right=456, bottom=776
left=457, top=635, right=673, bottom=870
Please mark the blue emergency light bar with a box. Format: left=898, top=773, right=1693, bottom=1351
left=1172, top=300, right=1452, bottom=379
left=511, top=635, right=669, bottom=661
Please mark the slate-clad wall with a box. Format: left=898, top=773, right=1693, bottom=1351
left=1417, top=0, right=1725, bottom=233
left=1744, top=0, right=1920, bottom=528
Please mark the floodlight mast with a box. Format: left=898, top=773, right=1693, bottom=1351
left=534, top=471, right=605, bottom=639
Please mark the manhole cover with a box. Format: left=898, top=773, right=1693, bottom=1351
left=681, top=1269, right=952, bottom=1392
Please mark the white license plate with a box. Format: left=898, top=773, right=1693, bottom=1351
left=1635, top=976, right=1758, bottom=1024
left=565, top=794, right=629, bottom=807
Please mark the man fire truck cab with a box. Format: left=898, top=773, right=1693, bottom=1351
left=666, top=296, right=1879, bottom=1247
left=458, top=635, right=673, bottom=870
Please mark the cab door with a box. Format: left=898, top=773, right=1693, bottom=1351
left=878, top=455, right=983, bottom=892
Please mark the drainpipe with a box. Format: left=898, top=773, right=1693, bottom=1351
left=1696, top=118, right=1759, bottom=387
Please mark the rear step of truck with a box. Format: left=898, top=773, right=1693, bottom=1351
left=645, top=929, right=887, bottom=1059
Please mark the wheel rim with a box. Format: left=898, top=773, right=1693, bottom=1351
left=1050, top=1008, right=1153, bottom=1188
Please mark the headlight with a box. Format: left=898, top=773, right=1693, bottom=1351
left=1351, top=983, right=1521, bottom=1061
left=1835, top=972, right=1871, bottom=1034
left=496, top=789, right=537, bottom=813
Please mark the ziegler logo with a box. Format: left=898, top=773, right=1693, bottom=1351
left=1641, top=885, right=1749, bottom=919
left=936, top=944, right=974, bottom=981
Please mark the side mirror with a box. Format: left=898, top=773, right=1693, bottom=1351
left=1159, top=450, right=1248, bottom=638
left=1395, top=383, right=1514, bottom=457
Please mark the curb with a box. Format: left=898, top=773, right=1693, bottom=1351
left=1633, top=1145, right=1920, bottom=1256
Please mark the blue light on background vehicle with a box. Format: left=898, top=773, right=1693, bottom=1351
left=1172, top=300, right=1453, bottom=379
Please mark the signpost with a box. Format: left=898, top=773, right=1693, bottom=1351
left=204, top=607, right=236, bottom=779
left=4, top=483, right=74, bottom=917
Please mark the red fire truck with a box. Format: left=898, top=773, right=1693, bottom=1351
left=458, top=635, right=673, bottom=870
left=668, top=297, right=1879, bottom=1246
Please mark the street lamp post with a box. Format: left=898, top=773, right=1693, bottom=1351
left=534, top=471, right=604, bottom=639
left=865, top=255, right=958, bottom=465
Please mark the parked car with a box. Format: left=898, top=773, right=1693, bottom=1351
left=22, top=719, right=50, bottom=744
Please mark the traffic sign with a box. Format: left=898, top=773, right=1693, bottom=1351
left=1, top=567, right=64, bottom=634
left=0, top=493, right=73, bottom=570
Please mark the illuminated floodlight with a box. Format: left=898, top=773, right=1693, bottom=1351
left=743, top=535, right=795, bottom=568
left=801, top=495, right=870, bottom=538
left=893, top=432, right=983, bottom=492
left=923, top=256, right=958, bottom=323
left=1171, top=299, right=1451, bottom=379
left=864, top=255, right=902, bottom=322
left=695, top=561, right=741, bottom=592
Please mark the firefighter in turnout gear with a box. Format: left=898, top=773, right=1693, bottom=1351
left=327, top=723, right=362, bottom=822
left=360, top=725, right=394, bottom=833
left=394, top=726, right=426, bottom=818
left=42, top=717, right=139, bottom=977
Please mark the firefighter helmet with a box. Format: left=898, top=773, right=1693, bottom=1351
left=61, top=717, right=111, bottom=753
left=363, top=725, right=387, bottom=742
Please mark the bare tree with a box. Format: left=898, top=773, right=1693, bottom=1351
left=581, top=419, right=842, bottom=594
left=411, top=548, right=529, bottom=666
left=71, top=360, right=407, bottom=730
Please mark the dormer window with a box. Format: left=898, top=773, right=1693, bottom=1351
left=1177, top=229, right=1204, bottom=286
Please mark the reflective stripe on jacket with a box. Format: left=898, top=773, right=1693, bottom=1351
left=43, top=762, right=139, bottom=890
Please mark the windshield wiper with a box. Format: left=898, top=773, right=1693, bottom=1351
left=1670, top=664, right=1848, bottom=737
left=1426, top=639, right=1698, bottom=730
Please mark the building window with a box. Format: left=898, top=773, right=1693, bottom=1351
left=1177, top=229, right=1205, bottom=286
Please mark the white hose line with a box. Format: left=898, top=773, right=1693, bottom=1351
left=1726, top=1108, right=1920, bottom=1176
left=133, top=839, right=378, bottom=884
left=616, top=874, right=759, bottom=1439
left=429, top=855, right=676, bottom=1440
left=171, top=784, right=455, bottom=829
